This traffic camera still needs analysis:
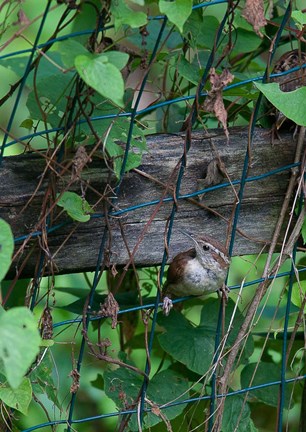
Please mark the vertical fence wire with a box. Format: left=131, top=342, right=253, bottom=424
left=0, top=0, right=52, bottom=164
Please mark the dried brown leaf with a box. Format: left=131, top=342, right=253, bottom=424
left=98, top=292, right=119, bottom=329
left=69, top=368, right=80, bottom=394
left=197, top=158, right=226, bottom=201
left=203, top=68, right=234, bottom=141
left=242, top=0, right=267, bottom=37
left=40, top=306, right=53, bottom=340
left=12, top=9, right=30, bottom=26
left=72, top=145, right=91, bottom=178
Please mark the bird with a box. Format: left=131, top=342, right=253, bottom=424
left=162, top=231, right=230, bottom=315
left=270, top=49, right=306, bottom=129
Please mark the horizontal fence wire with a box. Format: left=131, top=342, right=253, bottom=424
left=11, top=161, right=301, bottom=245
left=1, top=0, right=305, bottom=431
left=18, top=373, right=306, bottom=432
left=2, top=66, right=306, bottom=150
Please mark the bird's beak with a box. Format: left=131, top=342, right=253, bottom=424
left=178, top=229, right=198, bottom=246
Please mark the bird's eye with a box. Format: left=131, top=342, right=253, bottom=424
left=203, top=245, right=210, bottom=251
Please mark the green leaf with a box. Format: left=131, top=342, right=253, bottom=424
left=84, top=106, right=147, bottom=178
left=158, top=298, right=253, bottom=375
left=241, top=362, right=291, bottom=408
left=110, top=0, right=147, bottom=30
left=31, top=351, right=60, bottom=408
left=113, top=152, right=143, bottom=178
left=255, top=82, right=306, bottom=126
left=291, top=280, right=306, bottom=311
left=0, top=377, right=32, bottom=415
left=127, top=19, right=181, bottom=51
left=40, top=339, right=54, bottom=347
left=19, top=118, right=33, bottom=130
left=292, top=11, right=306, bottom=30
left=177, top=56, right=199, bottom=85
left=91, top=373, right=104, bottom=390
left=75, top=53, right=128, bottom=106
left=104, top=368, right=188, bottom=430
left=27, top=73, right=75, bottom=127
left=183, top=12, right=219, bottom=48
left=0, top=219, right=14, bottom=283
left=101, top=51, right=129, bottom=71
left=159, top=0, right=192, bottom=33
left=158, top=310, right=216, bottom=375
left=56, top=39, right=88, bottom=68
left=1, top=52, right=66, bottom=80
left=61, top=291, right=139, bottom=314
left=57, top=191, right=93, bottom=223
left=104, top=367, right=142, bottom=411
left=222, top=395, right=258, bottom=432
left=232, top=29, right=262, bottom=54
left=302, top=217, right=306, bottom=244
left=0, top=308, right=41, bottom=389
left=142, top=369, right=188, bottom=430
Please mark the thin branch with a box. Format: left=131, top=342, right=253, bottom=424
left=213, top=143, right=306, bottom=431
left=263, top=127, right=306, bottom=277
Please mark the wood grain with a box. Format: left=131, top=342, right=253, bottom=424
left=0, top=127, right=298, bottom=278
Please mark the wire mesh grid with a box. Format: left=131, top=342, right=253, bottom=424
left=1, top=0, right=306, bottom=431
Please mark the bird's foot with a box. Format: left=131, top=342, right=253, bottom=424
left=162, top=296, right=173, bottom=316
left=218, top=284, right=230, bottom=302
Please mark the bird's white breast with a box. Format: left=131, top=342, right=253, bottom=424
left=168, top=257, right=227, bottom=297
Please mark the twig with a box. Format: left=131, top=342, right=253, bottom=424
left=132, top=167, right=271, bottom=249
left=263, top=127, right=306, bottom=277
left=213, top=140, right=306, bottom=431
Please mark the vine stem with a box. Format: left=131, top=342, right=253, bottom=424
left=263, top=127, right=306, bottom=277
left=213, top=126, right=306, bottom=431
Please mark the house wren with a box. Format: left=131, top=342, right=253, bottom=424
left=163, top=231, right=230, bottom=315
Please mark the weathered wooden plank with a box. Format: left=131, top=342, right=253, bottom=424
left=0, top=127, right=298, bottom=278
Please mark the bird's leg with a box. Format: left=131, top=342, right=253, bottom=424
left=218, top=284, right=230, bottom=302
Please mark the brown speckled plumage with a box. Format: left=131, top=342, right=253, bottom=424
left=164, top=234, right=230, bottom=299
